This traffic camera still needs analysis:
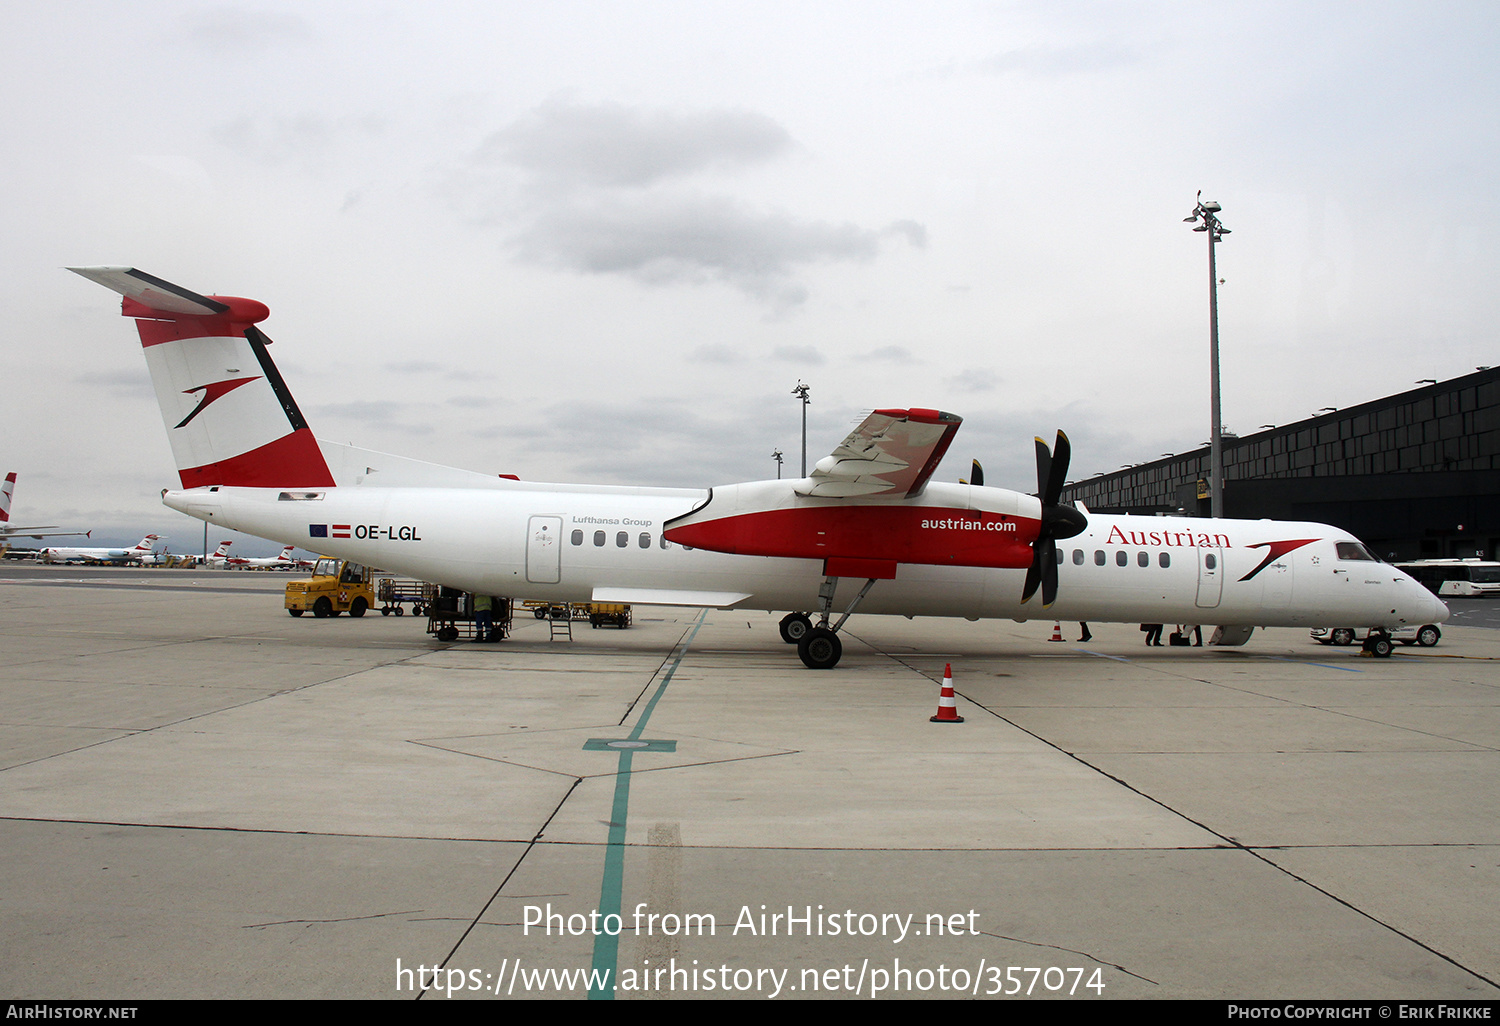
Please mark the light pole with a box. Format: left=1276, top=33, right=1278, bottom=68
left=772, top=449, right=784, bottom=479
left=1184, top=192, right=1231, bottom=518
left=791, top=381, right=811, bottom=477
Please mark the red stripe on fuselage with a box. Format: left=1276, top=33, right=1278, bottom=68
left=177, top=429, right=336, bottom=489
left=665, top=505, right=1038, bottom=570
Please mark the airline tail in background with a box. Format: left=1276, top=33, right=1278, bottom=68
left=67, top=267, right=335, bottom=490
left=70, top=267, right=511, bottom=492
left=1, top=472, right=13, bottom=526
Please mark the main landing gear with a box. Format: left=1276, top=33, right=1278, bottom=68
left=777, top=575, right=879, bottom=670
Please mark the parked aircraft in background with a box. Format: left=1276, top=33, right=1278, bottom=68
left=71, top=266, right=1448, bottom=667
left=232, top=544, right=306, bottom=570
left=1, top=473, right=90, bottom=541
left=42, top=535, right=162, bottom=565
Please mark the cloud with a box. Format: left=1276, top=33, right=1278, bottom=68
left=866, top=345, right=917, bottom=364
left=75, top=369, right=152, bottom=398
left=945, top=368, right=1001, bottom=393
left=688, top=345, right=745, bottom=364
left=512, top=193, right=884, bottom=304
left=452, top=100, right=923, bottom=307
left=975, top=42, right=1138, bottom=77
left=212, top=113, right=385, bottom=168
left=313, top=399, right=424, bottom=432
left=480, top=100, right=794, bottom=188
left=883, top=220, right=928, bottom=248
left=185, top=8, right=313, bottom=55
left=772, top=345, right=825, bottom=365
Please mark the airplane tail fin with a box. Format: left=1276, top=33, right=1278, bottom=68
left=69, top=267, right=335, bottom=490
left=1, top=473, right=13, bottom=524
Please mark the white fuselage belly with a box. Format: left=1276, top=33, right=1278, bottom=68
left=167, top=485, right=1447, bottom=630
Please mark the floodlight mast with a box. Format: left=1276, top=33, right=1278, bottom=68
left=791, top=381, right=811, bottom=477
left=1184, top=192, right=1231, bottom=518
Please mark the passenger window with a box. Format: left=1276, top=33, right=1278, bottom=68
left=1138, top=551, right=1149, bottom=567
left=639, top=532, right=650, bottom=549
left=593, top=531, right=605, bottom=547
left=571, top=530, right=583, bottom=546
left=1159, top=552, right=1170, bottom=568
left=1205, top=553, right=1217, bottom=570
left=1116, top=551, right=1127, bottom=567
left=1073, top=549, right=1084, bottom=565
left=616, top=531, right=628, bottom=548
left=1094, top=550, right=1105, bottom=566
left=659, top=536, right=670, bottom=549
left=1055, top=548, right=1063, bottom=565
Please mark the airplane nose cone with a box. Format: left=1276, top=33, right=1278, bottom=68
left=1430, top=593, right=1451, bottom=624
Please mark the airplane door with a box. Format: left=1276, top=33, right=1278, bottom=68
left=526, top=516, right=562, bottom=584
left=1261, top=549, right=1294, bottom=609
left=1195, top=546, right=1223, bottom=608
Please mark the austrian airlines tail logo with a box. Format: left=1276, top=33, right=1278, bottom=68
left=175, top=376, right=261, bottom=428
left=1239, top=538, right=1319, bottom=581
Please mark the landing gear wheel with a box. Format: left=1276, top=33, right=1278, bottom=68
left=779, top=612, right=813, bottom=644
left=313, top=597, right=332, bottom=619
left=797, top=627, right=842, bottom=669
left=1416, top=625, right=1441, bottom=647
left=349, top=597, right=367, bottom=618
left=1364, top=635, right=1393, bottom=658
left=288, top=608, right=304, bottom=617
left=1330, top=628, right=1355, bottom=646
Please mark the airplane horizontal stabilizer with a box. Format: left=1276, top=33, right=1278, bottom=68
left=67, top=267, right=231, bottom=318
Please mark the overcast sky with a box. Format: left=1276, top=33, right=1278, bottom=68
left=5, top=1, right=1497, bottom=553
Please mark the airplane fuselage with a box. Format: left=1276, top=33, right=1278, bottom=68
left=165, top=481, right=1447, bottom=631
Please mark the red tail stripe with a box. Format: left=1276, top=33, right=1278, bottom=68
left=177, top=429, right=336, bottom=489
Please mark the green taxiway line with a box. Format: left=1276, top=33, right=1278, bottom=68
left=588, top=610, right=707, bottom=1000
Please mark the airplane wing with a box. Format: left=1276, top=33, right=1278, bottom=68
left=795, top=408, right=961, bottom=499
left=0, top=527, right=88, bottom=539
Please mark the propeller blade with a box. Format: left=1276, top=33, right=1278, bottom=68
left=970, top=459, right=984, bottom=488
left=1042, top=541, right=1060, bottom=606
left=1043, top=430, right=1070, bottom=505
left=1033, top=437, right=1052, bottom=498
left=1023, top=430, right=1087, bottom=605
left=1022, top=546, right=1044, bottom=603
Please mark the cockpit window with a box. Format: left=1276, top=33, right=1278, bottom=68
left=1335, top=541, right=1378, bottom=561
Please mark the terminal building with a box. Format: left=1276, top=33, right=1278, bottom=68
left=1060, top=366, right=1500, bottom=562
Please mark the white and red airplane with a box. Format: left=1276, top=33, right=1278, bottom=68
left=70, top=267, right=1448, bottom=667
left=227, top=544, right=305, bottom=570
left=1, top=473, right=91, bottom=542
left=42, top=534, right=162, bottom=565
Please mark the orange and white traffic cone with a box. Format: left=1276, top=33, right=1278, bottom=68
left=930, top=663, right=965, bottom=723
left=1049, top=621, right=1064, bottom=642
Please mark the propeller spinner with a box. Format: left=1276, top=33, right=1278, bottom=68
left=1021, top=431, right=1088, bottom=607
